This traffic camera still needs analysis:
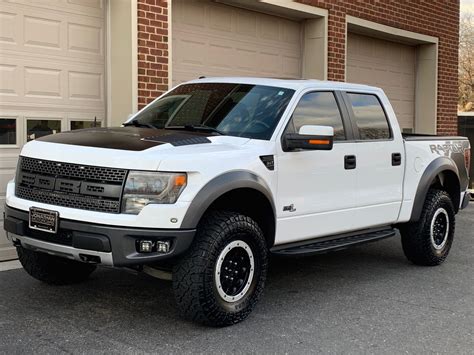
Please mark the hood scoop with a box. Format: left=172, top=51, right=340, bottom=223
left=36, top=127, right=212, bottom=151
left=142, top=134, right=211, bottom=146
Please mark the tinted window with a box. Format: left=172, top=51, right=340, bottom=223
left=347, top=93, right=390, bottom=140
left=132, top=83, right=294, bottom=140
left=288, top=92, right=345, bottom=140
left=0, top=118, right=16, bottom=145
left=27, top=120, right=61, bottom=141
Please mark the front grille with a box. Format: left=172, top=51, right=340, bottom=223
left=20, top=157, right=127, bottom=183
left=16, top=157, right=127, bottom=213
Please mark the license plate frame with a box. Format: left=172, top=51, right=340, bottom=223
left=29, top=207, right=59, bottom=234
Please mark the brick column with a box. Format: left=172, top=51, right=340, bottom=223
left=137, top=0, right=169, bottom=110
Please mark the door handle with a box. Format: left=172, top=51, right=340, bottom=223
left=392, top=153, right=402, bottom=166
left=344, top=155, right=356, bottom=170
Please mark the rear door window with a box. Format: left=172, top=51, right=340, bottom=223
left=347, top=93, right=391, bottom=140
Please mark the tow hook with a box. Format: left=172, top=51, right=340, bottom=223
left=12, top=238, right=21, bottom=247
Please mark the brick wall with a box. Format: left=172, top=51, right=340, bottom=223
left=137, top=0, right=169, bottom=110
left=299, top=0, right=459, bottom=135
left=137, top=0, right=459, bottom=135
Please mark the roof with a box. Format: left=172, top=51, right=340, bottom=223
left=185, top=76, right=383, bottom=93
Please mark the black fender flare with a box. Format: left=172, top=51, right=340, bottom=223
left=180, top=170, right=276, bottom=229
left=409, top=157, right=460, bottom=222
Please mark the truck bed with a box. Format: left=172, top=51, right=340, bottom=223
left=402, top=133, right=468, bottom=141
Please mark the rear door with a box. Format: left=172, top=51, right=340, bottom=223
left=342, top=92, right=405, bottom=229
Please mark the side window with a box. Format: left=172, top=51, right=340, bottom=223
left=288, top=92, right=346, bottom=140
left=347, top=93, right=391, bottom=140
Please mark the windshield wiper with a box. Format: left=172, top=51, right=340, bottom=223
left=166, top=124, right=225, bottom=135
left=123, top=120, right=158, bottom=129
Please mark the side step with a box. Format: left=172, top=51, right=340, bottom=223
left=271, top=228, right=396, bottom=257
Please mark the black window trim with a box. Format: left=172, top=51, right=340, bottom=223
left=341, top=91, right=394, bottom=142
left=0, top=116, right=19, bottom=147
left=280, top=90, right=355, bottom=151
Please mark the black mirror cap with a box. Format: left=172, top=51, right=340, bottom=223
left=282, top=133, right=334, bottom=152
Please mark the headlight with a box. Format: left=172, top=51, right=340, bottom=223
left=122, top=171, right=187, bottom=214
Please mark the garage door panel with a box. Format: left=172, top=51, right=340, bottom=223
left=0, top=10, right=16, bottom=44
left=236, top=11, right=257, bottom=37
left=282, top=55, right=302, bottom=77
left=208, top=44, right=234, bottom=69
left=0, top=64, right=19, bottom=96
left=209, top=5, right=232, bottom=32
left=0, top=54, right=104, bottom=109
left=173, top=0, right=302, bottom=84
left=0, top=2, right=105, bottom=62
left=24, top=14, right=61, bottom=50
left=347, top=33, right=415, bottom=131
left=68, top=22, right=103, bottom=56
left=1, top=0, right=104, bottom=18
left=0, top=1, right=105, bottom=261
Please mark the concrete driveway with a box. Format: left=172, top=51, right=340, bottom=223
left=1, top=205, right=473, bottom=354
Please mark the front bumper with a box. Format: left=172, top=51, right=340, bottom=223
left=4, top=205, right=195, bottom=267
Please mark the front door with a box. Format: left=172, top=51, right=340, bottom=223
left=275, top=91, right=358, bottom=245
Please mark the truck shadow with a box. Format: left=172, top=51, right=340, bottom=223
left=4, top=234, right=411, bottom=326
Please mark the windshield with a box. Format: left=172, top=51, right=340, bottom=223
left=130, top=83, right=295, bottom=140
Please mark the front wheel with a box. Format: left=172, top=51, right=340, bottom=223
left=17, top=246, right=96, bottom=285
left=172, top=211, right=268, bottom=327
left=400, top=189, right=455, bottom=266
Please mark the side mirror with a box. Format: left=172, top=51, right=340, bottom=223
left=283, top=125, right=334, bottom=151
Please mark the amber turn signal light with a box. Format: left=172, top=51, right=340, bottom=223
left=308, top=139, right=330, bottom=145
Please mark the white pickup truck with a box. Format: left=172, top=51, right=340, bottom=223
left=4, top=78, right=471, bottom=326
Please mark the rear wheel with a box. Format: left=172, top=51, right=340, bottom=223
left=17, top=246, right=96, bottom=285
left=172, top=211, right=268, bottom=327
left=400, top=189, right=455, bottom=266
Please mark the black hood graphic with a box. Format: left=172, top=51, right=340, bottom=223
left=37, top=127, right=212, bottom=151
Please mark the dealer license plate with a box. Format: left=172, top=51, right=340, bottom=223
left=29, top=207, right=59, bottom=234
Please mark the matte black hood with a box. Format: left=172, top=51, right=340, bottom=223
left=37, top=127, right=212, bottom=151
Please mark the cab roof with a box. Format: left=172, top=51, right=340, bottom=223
left=184, top=76, right=383, bottom=93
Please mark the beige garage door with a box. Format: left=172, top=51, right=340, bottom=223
left=172, top=0, right=302, bottom=85
left=0, top=0, right=106, bottom=261
left=347, top=33, right=416, bottom=131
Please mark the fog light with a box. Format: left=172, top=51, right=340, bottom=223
left=156, top=241, right=170, bottom=253
left=139, top=240, right=153, bottom=253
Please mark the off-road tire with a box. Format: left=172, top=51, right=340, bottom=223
left=172, top=211, right=268, bottom=327
left=400, top=189, right=455, bottom=266
left=17, top=246, right=96, bottom=285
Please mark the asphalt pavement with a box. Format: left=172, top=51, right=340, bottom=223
left=1, top=205, right=473, bottom=354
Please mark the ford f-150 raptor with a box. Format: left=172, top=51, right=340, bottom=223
left=3, top=77, right=471, bottom=326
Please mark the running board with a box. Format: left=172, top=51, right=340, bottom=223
left=271, top=228, right=396, bottom=257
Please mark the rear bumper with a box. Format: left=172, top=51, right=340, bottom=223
left=3, top=205, right=195, bottom=267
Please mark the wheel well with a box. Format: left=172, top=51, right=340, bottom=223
left=206, top=188, right=275, bottom=248
left=431, top=170, right=461, bottom=212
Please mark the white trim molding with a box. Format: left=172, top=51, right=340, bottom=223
left=107, top=0, right=139, bottom=127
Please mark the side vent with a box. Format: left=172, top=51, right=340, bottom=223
left=259, top=155, right=274, bottom=171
